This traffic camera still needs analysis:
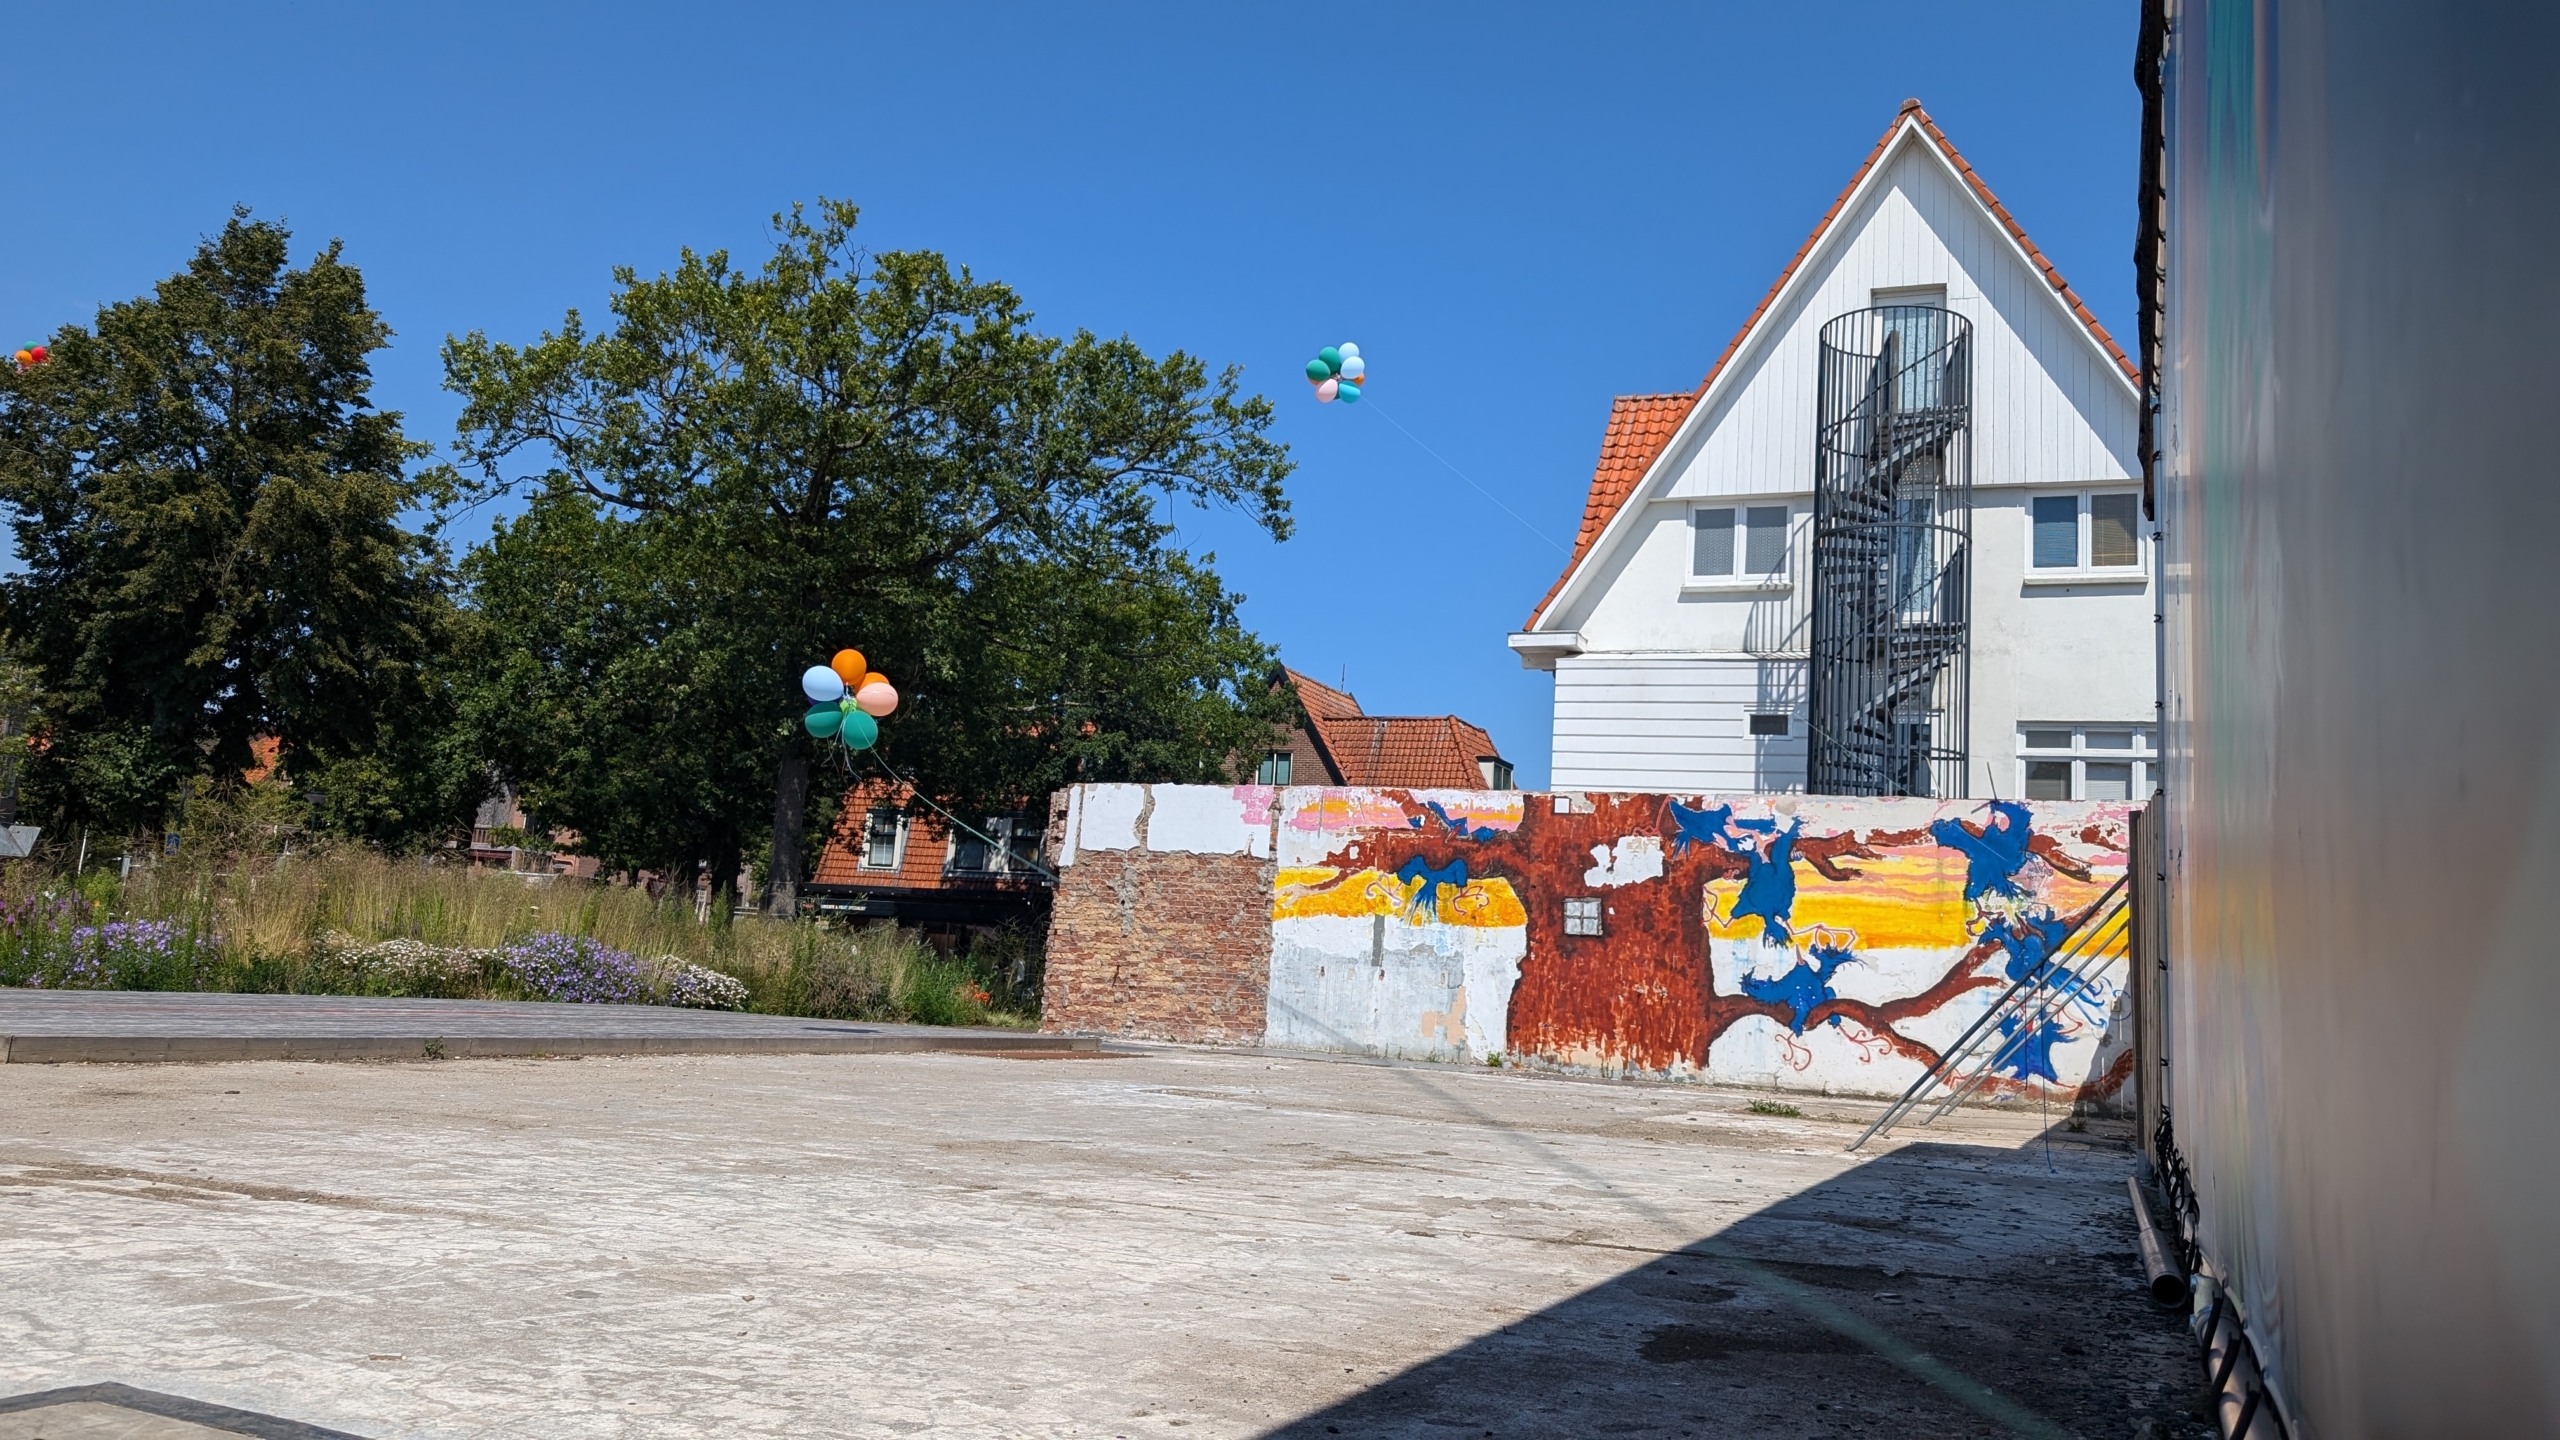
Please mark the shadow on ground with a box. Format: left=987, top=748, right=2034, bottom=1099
left=1263, top=1124, right=2209, bottom=1440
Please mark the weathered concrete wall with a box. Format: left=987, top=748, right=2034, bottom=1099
left=1270, top=788, right=2133, bottom=1103
left=1044, top=783, right=2131, bottom=1104
left=1040, top=785, right=1277, bottom=1044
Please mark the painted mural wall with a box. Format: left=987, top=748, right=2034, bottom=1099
left=1268, top=787, right=2133, bottom=1103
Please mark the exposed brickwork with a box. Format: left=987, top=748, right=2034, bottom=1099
left=1040, top=846, right=1273, bottom=1045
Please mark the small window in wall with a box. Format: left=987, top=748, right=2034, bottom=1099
left=1255, top=750, right=1292, bottom=785
left=1563, top=897, right=1604, bottom=937
left=861, top=807, right=903, bottom=870
left=1693, top=505, right=1791, bottom=580
left=2029, top=490, right=2146, bottom=573
left=2017, top=726, right=2155, bottom=801
left=1748, top=713, right=1790, bottom=737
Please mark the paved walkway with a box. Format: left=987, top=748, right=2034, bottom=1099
left=0, top=990, right=1088, bottom=1063
left=0, top=1047, right=2206, bottom=1438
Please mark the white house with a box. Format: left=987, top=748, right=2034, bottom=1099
left=1510, top=100, right=2154, bottom=803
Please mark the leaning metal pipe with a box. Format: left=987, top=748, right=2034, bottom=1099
left=2127, top=1177, right=2190, bottom=1305
left=1919, top=905, right=2132, bottom=1124
left=1845, top=874, right=2131, bottom=1150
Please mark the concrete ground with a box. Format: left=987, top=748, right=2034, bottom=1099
left=0, top=1046, right=2206, bottom=1439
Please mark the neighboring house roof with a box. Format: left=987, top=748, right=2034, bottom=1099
left=1308, top=715, right=1503, bottom=790
left=1274, top=667, right=1508, bottom=788
left=1282, top=667, right=1364, bottom=723
left=1525, top=98, right=2134, bottom=630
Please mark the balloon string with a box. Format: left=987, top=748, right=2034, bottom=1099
left=1359, top=400, right=1572, bottom=556
left=861, top=749, right=1062, bottom=883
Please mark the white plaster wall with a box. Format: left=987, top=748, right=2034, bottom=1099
left=1059, top=783, right=1278, bottom=862
left=1968, top=494, right=2158, bottom=784
left=1265, top=915, right=1526, bottom=1064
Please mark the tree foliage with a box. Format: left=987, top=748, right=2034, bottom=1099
left=0, top=211, right=469, bottom=845
left=442, top=201, right=1294, bottom=902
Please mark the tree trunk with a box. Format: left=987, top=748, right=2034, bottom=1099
left=766, top=750, right=809, bottom=918
left=709, top=841, right=743, bottom=926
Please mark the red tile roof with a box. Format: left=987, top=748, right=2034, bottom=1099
left=808, top=777, right=1036, bottom=893
left=1525, top=99, right=2135, bottom=629
left=1522, top=392, right=1700, bottom=630
left=1281, top=667, right=1364, bottom=723
left=1309, top=715, right=1503, bottom=790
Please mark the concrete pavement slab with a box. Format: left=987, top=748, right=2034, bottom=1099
left=0, top=1048, right=2205, bottom=1438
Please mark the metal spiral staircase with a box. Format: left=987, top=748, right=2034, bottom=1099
left=1807, top=306, right=1973, bottom=798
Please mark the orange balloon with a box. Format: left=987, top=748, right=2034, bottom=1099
left=860, top=671, right=888, bottom=691
left=829, top=649, right=866, bottom=684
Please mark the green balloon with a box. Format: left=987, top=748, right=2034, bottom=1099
left=804, top=706, right=843, bottom=738
left=1317, top=346, right=1342, bottom=375
left=841, top=710, right=880, bottom=750
left=1305, top=357, right=1332, bottom=382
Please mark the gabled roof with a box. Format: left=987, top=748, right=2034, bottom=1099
left=1525, top=99, right=2135, bottom=630
left=1281, top=667, right=1364, bottom=723
left=1524, top=392, right=1700, bottom=632
left=1276, top=666, right=1506, bottom=787
left=1308, top=715, right=1503, bottom=789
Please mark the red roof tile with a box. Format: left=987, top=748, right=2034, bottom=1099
left=1308, top=714, right=1503, bottom=790
left=1281, top=667, right=1365, bottom=722
left=1525, top=99, right=2135, bottom=629
left=1522, top=392, right=1700, bottom=630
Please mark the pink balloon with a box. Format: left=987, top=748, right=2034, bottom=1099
left=855, top=681, right=899, bottom=717
left=1316, top=378, right=1339, bottom=402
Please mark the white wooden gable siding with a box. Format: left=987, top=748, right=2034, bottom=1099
left=1541, top=119, right=2141, bottom=795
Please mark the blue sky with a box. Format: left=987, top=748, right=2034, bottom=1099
left=1, top=2, right=2138, bottom=788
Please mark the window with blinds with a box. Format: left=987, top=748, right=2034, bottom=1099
left=1694, top=505, right=1790, bottom=579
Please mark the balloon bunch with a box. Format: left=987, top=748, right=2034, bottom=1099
left=1302, top=342, right=1365, bottom=404
left=800, top=648, right=900, bottom=751
left=10, top=342, right=48, bottom=373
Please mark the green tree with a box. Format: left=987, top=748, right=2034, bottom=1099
left=0, top=210, right=467, bottom=845
left=441, top=200, right=1293, bottom=911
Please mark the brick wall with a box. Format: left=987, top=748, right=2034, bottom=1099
left=1040, top=844, right=1273, bottom=1044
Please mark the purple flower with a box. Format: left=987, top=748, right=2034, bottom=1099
left=495, top=932, right=641, bottom=1004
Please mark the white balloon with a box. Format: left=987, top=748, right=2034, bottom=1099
left=1340, top=355, right=1366, bottom=379
left=802, top=665, right=846, bottom=703
left=1337, top=342, right=1360, bottom=359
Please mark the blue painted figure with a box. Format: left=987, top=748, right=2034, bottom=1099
left=1728, top=817, right=1804, bottom=943
left=1417, top=800, right=1501, bottom=842
left=1396, top=856, right=1468, bottom=919
left=1993, top=1013, right=2069, bottom=1084
left=1930, top=799, right=2037, bottom=903
left=1981, top=907, right=2077, bottom=986
left=1739, top=942, right=1856, bottom=1034
left=1666, top=801, right=1736, bottom=856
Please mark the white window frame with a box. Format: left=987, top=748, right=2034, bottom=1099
left=1685, top=501, right=1797, bottom=592
left=2022, top=487, right=2149, bottom=585
left=1563, top=896, right=1604, bottom=937
left=2016, top=724, right=2155, bottom=801
left=947, top=814, right=1037, bottom=876
left=858, top=806, right=908, bottom=871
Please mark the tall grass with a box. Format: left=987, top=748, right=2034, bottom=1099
left=0, top=847, right=1039, bottom=1028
